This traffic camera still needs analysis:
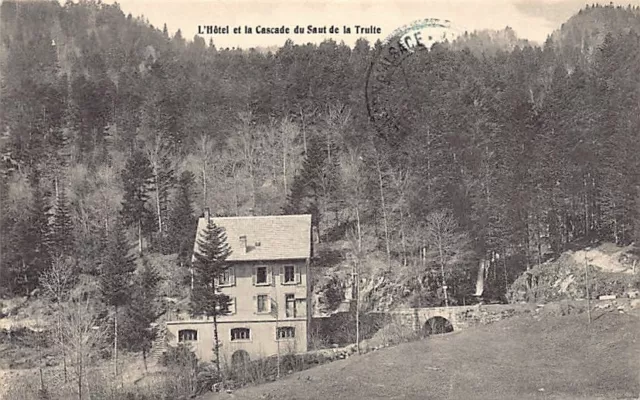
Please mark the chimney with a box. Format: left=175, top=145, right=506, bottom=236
left=239, top=235, right=248, bottom=254
left=204, top=208, right=210, bottom=221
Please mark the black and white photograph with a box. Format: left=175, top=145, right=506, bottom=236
left=1, top=0, right=640, bottom=398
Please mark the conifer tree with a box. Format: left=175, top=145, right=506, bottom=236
left=284, top=134, right=340, bottom=232
left=12, top=175, right=53, bottom=295
left=190, top=219, right=232, bottom=375
left=121, top=151, right=155, bottom=254
left=120, top=257, right=162, bottom=371
left=100, top=221, right=136, bottom=378
left=168, top=171, right=197, bottom=260
left=49, top=188, right=74, bottom=258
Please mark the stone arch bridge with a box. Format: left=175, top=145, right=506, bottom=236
left=371, top=303, right=536, bottom=334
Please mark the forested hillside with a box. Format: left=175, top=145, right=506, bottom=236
left=2, top=0, right=640, bottom=308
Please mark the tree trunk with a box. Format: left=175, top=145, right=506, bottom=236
left=375, top=158, right=391, bottom=267
left=282, top=139, right=288, bottom=194
left=114, top=306, right=118, bottom=379
left=249, top=165, right=256, bottom=212
left=143, top=348, right=148, bottom=372
left=58, top=313, right=68, bottom=383
left=37, top=330, right=45, bottom=393
left=356, top=207, right=362, bottom=254
left=437, top=239, right=448, bottom=307
left=233, top=165, right=240, bottom=216
left=503, top=250, right=509, bottom=297
left=399, top=207, right=407, bottom=267
left=213, top=310, right=221, bottom=376
left=77, top=348, right=82, bottom=400
left=202, top=160, right=207, bottom=208
left=155, top=172, right=162, bottom=234
left=584, top=179, right=589, bottom=237
left=299, top=105, right=308, bottom=155
left=138, top=219, right=143, bottom=255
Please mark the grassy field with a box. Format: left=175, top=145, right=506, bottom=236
left=204, top=309, right=640, bottom=400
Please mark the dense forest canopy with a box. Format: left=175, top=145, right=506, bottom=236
left=1, top=0, right=640, bottom=307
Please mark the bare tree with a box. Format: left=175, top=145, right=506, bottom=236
left=345, top=227, right=364, bottom=354
left=424, top=210, right=473, bottom=307
left=142, top=131, right=175, bottom=235
left=229, top=111, right=260, bottom=211
left=194, top=133, right=216, bottom=210
left=57, top=298, right=107, bottom=400
left=375, top=154, right=391, bottom=268
left=341, top=144, right=367, bottom=253
left=279, top=117, right=301, bottom=195
left=40, top=256, right=77, bottom=383
left=388, top=166, right=412, bottom=267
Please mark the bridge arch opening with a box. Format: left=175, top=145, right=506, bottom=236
left=423, top=316, right=454, bottom=336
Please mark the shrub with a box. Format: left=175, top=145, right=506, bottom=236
left=195, top=362, right=222, bottom=395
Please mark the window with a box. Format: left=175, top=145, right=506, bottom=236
left=231, top=328, right=251, bottom=341
left=228, top=297, right=237, bottom=314
left=257, top=294, right=268, bottom=313
left=178, top=329, right=198, bottom=342
left=256, top=266, right=267, bottom=285
left=285, top=294, right=296, bottom=318
left=219, top=267, right=234, bottom=286
left=276, top=327, right=295, bottom=340
left=283, top=265, right=295, bottom=283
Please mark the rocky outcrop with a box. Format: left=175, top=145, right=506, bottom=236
left=508, top=243, right=640, bottom=303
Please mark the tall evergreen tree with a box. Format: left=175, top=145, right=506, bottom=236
left=168, top=171, right=197, bottom=260
left=190, top=219, right=232, bottom=375
left=49, top=188, right=74, bottom=258
left=284, top=134, right=340, bottom=233
left=121, top=151, right=155, bottom=254
left=120, top=257, right=162, bottom=371
left=10, top=175, right=53, bottom=295
left=100, top=221, right=136, bottom=378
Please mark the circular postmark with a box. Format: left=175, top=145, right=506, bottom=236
left=365, top=19, right=465, bottom=145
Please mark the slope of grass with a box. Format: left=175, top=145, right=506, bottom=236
left=204, top=310, right=640, bottom=400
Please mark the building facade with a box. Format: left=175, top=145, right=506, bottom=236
left=165, top=212, right=313, bottom=366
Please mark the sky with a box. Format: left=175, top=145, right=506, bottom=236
left=105, top=0, right=640, bottom=48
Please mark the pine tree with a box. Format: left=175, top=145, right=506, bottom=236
left=120, top=257, right=161, bottom=371
left=168, top=171, right=197, bottom=260
left=100, top=221, right=136, bottom=378
left=12, top=175, right=53, bottom=295
left=284, top=134, right=340, bottom=233
left=49, top=188, right=74, bottom=258
left=121, top=151, right=155, bottom=254
left=190, top=219, right=232, bottom=375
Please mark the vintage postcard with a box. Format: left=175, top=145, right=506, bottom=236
left=1, top=0, right=640, bottom=399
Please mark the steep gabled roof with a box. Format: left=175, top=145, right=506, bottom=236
left=193, top=214, right=312, bottom=262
